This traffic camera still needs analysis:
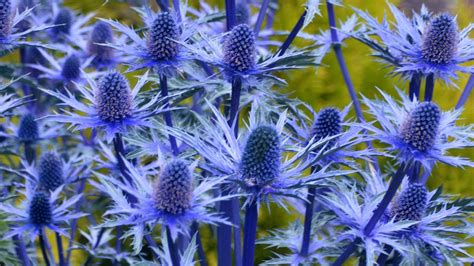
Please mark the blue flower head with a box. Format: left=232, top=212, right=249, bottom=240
left=223, top=23, right=256, bottom=73
left=147, top=12, right=179, bottom=62
left=390, top=183, right=427, bottom=222
left=52, top=8, right=72, bottom=36
left=241, top=125, right=280, bottom=186
left=18, top=113, right=39, bottom=142
left=87, top=21, right=115, bottom=68
left=400, top=102, right=440, bottom=152
left=153, top=160, right=192, bottom=215
left=0, top=0, right=11, bottom=38
left=312, top=107, right=341, bottom=149
left=421, top=14, right=458, bottom=65
left=38, top=152, right=64, bottom=191
left=96, top=72, right=132, bottom=123
left=29, top=191, right=53, bottom=226
left=60, top=54, right=81, bottom=81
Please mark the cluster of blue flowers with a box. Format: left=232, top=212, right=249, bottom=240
left=0, top=0, right=473, bottom=265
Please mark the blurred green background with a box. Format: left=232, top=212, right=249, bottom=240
left=43, top=0, right=474, bottom=264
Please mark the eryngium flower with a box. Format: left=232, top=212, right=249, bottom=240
left=0, top=0, right=11, bottom=38
left=53, top=8, right=72, bottom=35
left=390, top=183, right=427, bottom=222
left=87, top=21, right=114, bottom=67
left=224, top=24, right=256, bottom=72
left=61, top=54, right=81, bottom=81
left=38, top=152, right=64, bottom=191
left=235, top=2, right=250, bottom=25
left=147, top=12, right=179, bottom=61
left=241, top=126, right=280, bottom=186
left=29, top=191, right=52, bottom=226
left=400, top=102, right=440, bottom=152
left=153, top=160, right=192, bottom=215
left=312, top=107, right=341, bottom=149
left=18, top=114, right=39, bottom=142
left=421, top=14, right=458, bottom=65
left=96, top=72, right=132, bottom=122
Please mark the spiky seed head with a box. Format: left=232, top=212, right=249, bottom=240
left=147, top=12, right=179, bottom=61
left=223, top=24, right=256, bottom=72
left=96, top=72, right=132, bottom=123
left=422, top=14, right=458, bottom=65
left=38, top=152, right=64, bottom=191
left=18, top=114, right=39, bottom=142
left=312, top=108, right=342, bottom=149
left=235, top=2, right=250, bottom=25
left=87, top=21, right=114, bottom=65
left=153, top=160, right=193, bottom=215
left=53, top=8, right=72, bottom=35
left=29, top=191, right=52, bottom=226
left=241, top=126, right=281, bottom=186
left=61, top=54, right=81, bottom=81
left=400, top=102, right=441, bottom=152
left=0, top=0, right=11, bottom=38
left=390, top=183, right=428, bottom=222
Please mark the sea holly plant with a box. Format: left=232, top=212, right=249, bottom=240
left=0, top=0, right=472, bottom=265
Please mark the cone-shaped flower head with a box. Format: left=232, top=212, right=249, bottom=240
left=53, top=8, right=72, bottom=35
left=29, top=191, right=52, bottom=226
left=38, top=152, right=64, bottom=191
left=422, top=14, right=458, bottom=65
left=0, top=0, right=11, bottom=38
left=153, top=160, right=193, bottom=215
left=88, top=21, right=114, bottom=65
left=61, top=54, right=81, bottom=81
left=312, top=108, right=341, bottom=149
left=95, top=72, right=132, bottom=123
left=18, top=114, right=39, bottom=142
left=391, top=183, right=428, bottom=222
left=223, top=24, right=256, bottom=72
left=235, top=2, right=250, bottom=25
left=147, top=12, right=179, bottom=61
left=400, top=102, right=441, bottom=152
left=241, top=126, right=281, bottom=186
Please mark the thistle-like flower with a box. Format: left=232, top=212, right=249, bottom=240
left=6, top=111, right=63, bottom=144
left=91, top=158, right=231, bottom=253
left=87, top=21, right=116, bottom=68
left=223, top=24, right=256, bottom=74
left=390, top=182, right=427, bottom=223
left=17, top=113, right=39, bottom=143
left=363, top=89, right=474, bottom=171
left=0, top=184, right=84, bottom=240
left=354, top=4, right=474, bottom=83
left=52, top=8, right=72, bottom=36
left=44, top=5, right=93, bottom=44
left=43, top=71, right=163, bottom=140
left=38, top=151, right=64, bottom=191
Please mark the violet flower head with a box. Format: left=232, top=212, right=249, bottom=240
left=421, top=14, right=458, bottom=65
left=223, top=23, right=256, bottom=73
left=400, top=102, right=441, bottom=152
left=390, top=183, right=427, bottom=222
left=29, top=191, right=53, bottom=226
left=96, top=71, right=133, bottom=123
left=18, top=113, right=39, bottom=142
left=60, top=54, right=82, bottom=81
left=87, top=21, right=115, bottom=68
left=38, top=152, right=64, bottom=192
left=0, top=0, right=11, bottom=39
left=147, top=12, right=179, bottom=62
left=312, top=107, right=341, bottom=150
left=153, top=160, right=193, bottom=215
left=53, top=8, right=73, bottom=36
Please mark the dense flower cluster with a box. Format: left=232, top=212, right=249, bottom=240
left=0, top=1, right=472, bottom=265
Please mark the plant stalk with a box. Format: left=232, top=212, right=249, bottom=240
left=39, top=229, right=51, bottom=266
left=408, top=73, right=421, bottom=101
left=456, top=74, right=474, bottom=109
left=159, top=74, right=179, bottom=155
left=424, top=73, right=435, bottom=101
left=242, top=201, right=258, bottom=266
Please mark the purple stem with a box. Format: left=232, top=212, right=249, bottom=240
left=300, top=186, right=316, bottom=257
left=56, top=232, right=65, bottom=266
left=225, top=0, right=236, bottom=30
left=166, top=227, right=180, bottom=266
left=333, top=238, right=361, bottom=266
left=159, top=75, right=179, bottom=155
left=113, top=133, right=133, bottom=184
left=424, top=74, right=435, bottom=101
left=254, top=0, right=270, bottom=36
left=144, top=235, right=160, bottom=258
left=155, top=0, right=169, bottom=11
left=242, top=200, right=258, bottom=266
left=172, top=0, right=181, bottom=21
left=456, top=74, right=474, bottom=109
left=191, top=222, right=208, bottom=266
left=66, top=178, right=87, bottom=264
left=278, top=10, right=307, bottom=56
left=408, top=73, right=421, bottom=101
left=39, top=229, right=51, bottom=266
left=13, top=235, right=30, bottom=266
left=376, top=245, right=393, bottom=265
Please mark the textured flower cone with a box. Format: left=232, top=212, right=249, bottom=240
left=312, top=107, right=341, bottom=149
left=29, top=191, right=53, bottom=226
left=390, top=183, right=428, bottom=222
left=422, top=14, right=458, bottom=65
left=147, top=12, right=179, bottom=61
left=61, top=54, right=81, bottom=81
left=153, top=160, right=193, bottom=215
left=53, top=8, right=72, bottom=35
left=18, top=114, right=39, bottom=142
left=235, top=2, right=250, bottom=25
left=38, top=152, right=64, bottom=191
left=96, top=72, right=132, bottom=122
left=223, top=24, right=256, bottom=72
left=241, top=126, right=281, bottom=186
left=400, top=102, right=441, bottom=152
left=0, top=0, right=11, bottom=38
left=88, top=21, right=114, bottom=65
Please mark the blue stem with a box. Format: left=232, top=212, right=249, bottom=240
left=225, top=0, right=236, bottom=30
left=39, top=229, right=51, bottom=266
left=456, top=74, right=474, bottom=109
left=300, top=186, right=316, bottom=257
left=172, top=0, right=181, bottom=21
left=191, top=222, right=208, bottom=266
left=217, top=200, right=233, bottom=266
left=242, top=201, right=258, bottom=266
left=166, top=227, right=180, bottom=266
left=408, top=73, right=421, bottom=101
left=278, top=10, right=306, bottom=56
left=155, top=0, right=169, bottom=11
left=113, top=133, right=133, bottom=184
left=424, top=74, right=435, bottom=101
left=333, top=238, right=361, bottom=266
left=24, top=142, right=35, bottom=164
left=13, top=235, right=30, bottom=266
left=84, top=228, right=106, bottom=266
left=66, top=178, right=87, bottom=264
left=377, top=245, right=393, bottom=265
left=159, top=74, right=179, bottom=155
left=144, top=235, right=160, bottom=258
left=56, top=232, right=65, bottom=266
left=254, top=0, right=270, bottom=36
left=114, top=226, right=122, bottom=266
left=232, top=197, right=242, bottom=266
